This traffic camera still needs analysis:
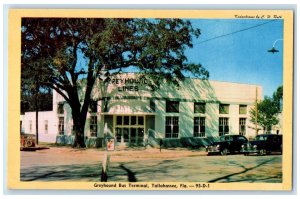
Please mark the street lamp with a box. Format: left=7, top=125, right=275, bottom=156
left=268, top=38, right=283, bottom=54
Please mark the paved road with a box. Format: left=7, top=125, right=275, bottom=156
left=20, top=147, right=282, bottom=182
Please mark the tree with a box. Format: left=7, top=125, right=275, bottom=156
left=272, top=85, right=283, bottom=113
left=250, top=86, right=283, bottom=133
left=21, top=90, right=52, bottom=114
left=21, top=54, right=52, bottom=144
left=21, top=18, right=209, bottom=147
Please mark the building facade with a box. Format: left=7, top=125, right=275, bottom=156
left=21, top=73, right=265, bottom=147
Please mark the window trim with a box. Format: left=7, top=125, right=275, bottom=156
left=90, top=116, right=97, bottom=137
left=194, top=102, right=206, bottom=114
left=219, top=117, right=229, bottom=136
left=194, top=117, right=206, bottom=137
left=219, top=104, right=230, bottom=114
left=166, top=100, right=180, bottom=113
left=58, top=117, right=64, bottom=135
left=44, top=120, right=48, bottom=134
left=239, top=118, right=246, bottom=136
left=165, top=116, right=179, bottom=138
left=239, top=105, right=247, bottom=115
left=57, top=103, right=64, bottom=114
left=29, top=120, right=32, bottom=133
left=114, top=115, right=146, bottom=144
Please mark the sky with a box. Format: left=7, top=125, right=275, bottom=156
left=186, top=19, right=283, bottom=97
left=81, top=18, right=283, bottom=97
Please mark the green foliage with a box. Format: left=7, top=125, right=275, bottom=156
left=21, top=18, right=209, bottom=147
left=21, top=18, right=208, bottom=93
left=21, top=91, right=52, bottom=114
left=272, top=85, right=283, bottom=112
left=250, top=86, right=283, bottom=132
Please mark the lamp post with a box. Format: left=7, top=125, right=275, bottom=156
left=98, top=66, right=112, bottom=182
left=268, top=38, right=283, bottom=53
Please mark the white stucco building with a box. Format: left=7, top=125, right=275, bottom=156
left=21, top=73, right=266, bottom=147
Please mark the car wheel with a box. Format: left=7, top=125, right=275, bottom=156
left=221, top=148, right=229, bottom=156
left=24, top=140, right=32, bottom=148
left=258, top=149, right=266, bottom=156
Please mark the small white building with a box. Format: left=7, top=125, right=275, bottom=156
left=21, top=73, right=265, bottom=147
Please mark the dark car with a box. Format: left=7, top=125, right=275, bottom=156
left=206, top=135, right=248, bottom=155
left=241, top=134, right=282, bottom=156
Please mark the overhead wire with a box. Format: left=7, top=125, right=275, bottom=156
left=194, top=19, right=278, bottom=45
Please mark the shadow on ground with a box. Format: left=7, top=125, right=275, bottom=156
left=21, top=156, right=282, bottom=183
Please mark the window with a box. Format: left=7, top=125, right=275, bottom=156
left=194, top=103, right=205, bottom=113
left=29, top=120, right=32, bottom=133
left=123, top=128, right=129, bottom=142
left=239, top=118, right=246, bottom=135
left=44, top=120, right=48, bottom=134
left=117, top=116, right=123, bottom=125
left=165, top=116, right=179, bottom=138
left=116, top=116, right=144, bottom=126
left=219, top=104, right=229, bottom=114
left=236, top=136, right=247, bottom=142
left=239, top=105, right=247, bottom=114
left=219, top=117, right=229, bottom=136
left=58, top=117, right=64, bottom=135
left=131, top=116, right=136, bottom=125
left=194, top=117, right=205, bottom=137
left=138, top=116, right=144, bottom=125
left=90, top=116, right=97, bottom=137
left=166, top=101, right=179, bottom=113
left=124, top=116, right=130, bottom=125
left=150, top=100, right=155, bottom=112
left=89, top=101, right=98, bottom=113
left=220, top=136, right=233, bottom=142
left=57, top=103, right=64, bottom=114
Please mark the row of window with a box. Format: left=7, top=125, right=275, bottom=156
left=57, top=101, right=248, bottom=115
left=166, top=101, right=247, bottom=114
left=116, top=116, right=144, bottom=126
left=165, top=116, right=247, bottom=138
left=29, top=120, right=49, bottom=134
left=55, top=116, right=247, bottom=138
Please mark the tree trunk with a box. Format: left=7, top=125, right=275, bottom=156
left=35, top=81, right=39, bottom=146
left=72, top=109, right=87, bottom=148
left=68, top=70, right=95, bottom=148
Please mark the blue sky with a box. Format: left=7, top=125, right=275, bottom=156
left=186, top=19, right=283, bottom=97
left=83, top=18, right=283, bottom=97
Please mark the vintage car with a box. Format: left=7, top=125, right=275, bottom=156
left=241, top=134, right=282, bottom=155
left=20, top=134, right=36, bottom=150
left=206, top=134, right=248, bottom=155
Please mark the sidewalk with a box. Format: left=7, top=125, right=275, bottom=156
left=21, top=146, right=207, bottom=169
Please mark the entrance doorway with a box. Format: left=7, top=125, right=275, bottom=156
left=114, top=115, right=145, bottom=146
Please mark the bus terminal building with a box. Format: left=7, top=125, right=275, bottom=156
left=21, top=73, right=267, bottom=148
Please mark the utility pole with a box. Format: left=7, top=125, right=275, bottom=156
left=35, top=77, right=39, bottom=146
left=255, top=87, right=258, bottom=136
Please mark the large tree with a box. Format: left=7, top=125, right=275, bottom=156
left=21, top=48, right=53, bottom=144
left=250, top=86, right=283, bottom=133
left=21, top=18, right=209, bottom=147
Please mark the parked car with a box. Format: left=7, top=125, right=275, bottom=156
left=20, top=133, right=36, bottom=150
left=206, top=135, right=248, bottom=155
left=241, top=134, right=282, bottom=156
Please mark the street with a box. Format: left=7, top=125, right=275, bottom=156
left=20, top=147, right=282, bottom=183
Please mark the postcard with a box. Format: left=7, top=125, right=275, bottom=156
left=7, top=9, right=293, bottom=191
